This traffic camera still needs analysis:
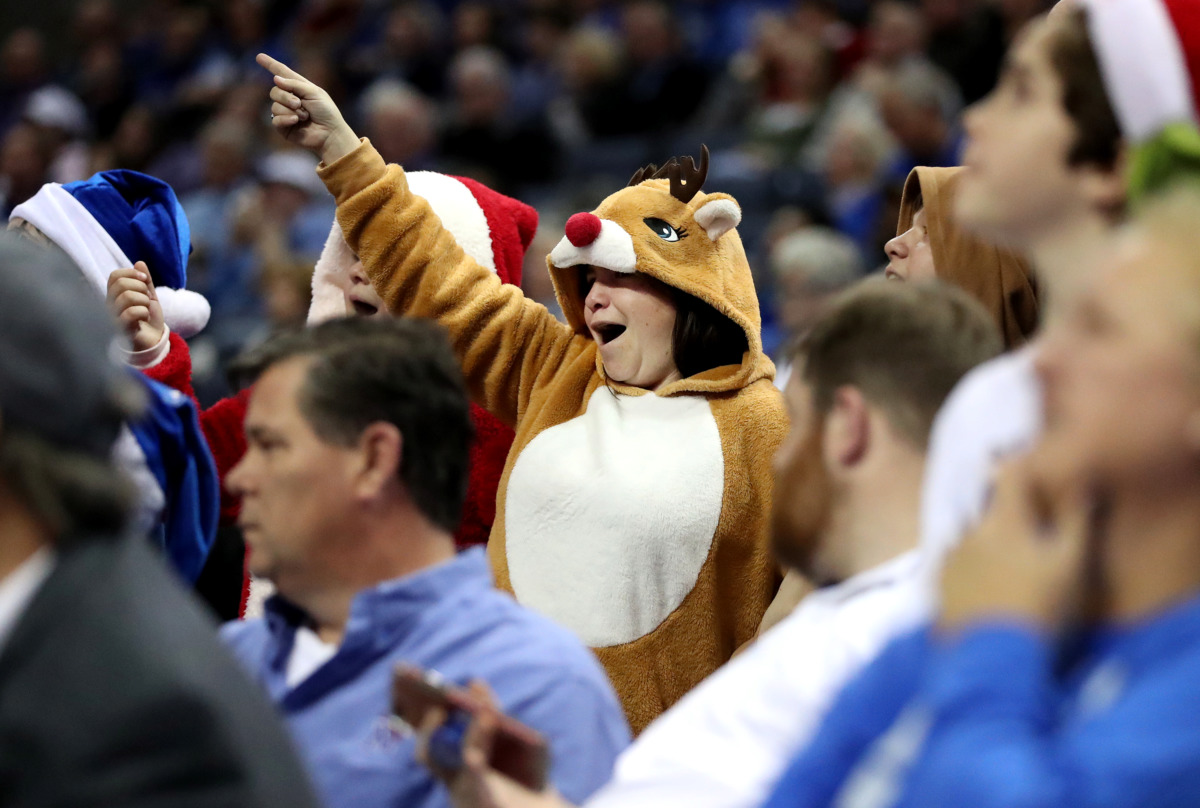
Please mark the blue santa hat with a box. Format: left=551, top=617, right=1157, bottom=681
left=10, top=169, right=211, bottom=337
left=63, top=170, right=192, bottom=289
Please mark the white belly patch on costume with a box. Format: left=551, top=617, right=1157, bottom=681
left=505, top=388, right=725, bottom=648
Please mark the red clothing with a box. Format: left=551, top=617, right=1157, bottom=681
left=143, top=333, right=249, bottom=526
left=143, top=332, right=513, bottom=550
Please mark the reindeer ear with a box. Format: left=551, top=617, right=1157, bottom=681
left=694, top=195, right=741, bottom=241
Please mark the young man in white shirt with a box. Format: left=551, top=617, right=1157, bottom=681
left=921, top=0, right=1200, bottom=582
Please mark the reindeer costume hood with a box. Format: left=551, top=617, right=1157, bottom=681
left=898, top=166, right=1039, bottom=349
left=317, top=138, right=786, bottom=734
left=546, top=149, right=775, bottom=395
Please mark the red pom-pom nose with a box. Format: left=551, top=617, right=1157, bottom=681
left=565, top=212, right=603, bottom=247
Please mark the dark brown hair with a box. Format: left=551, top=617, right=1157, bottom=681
left=670, top=289, right=750, bottom=377
left=1049, top=7, right=1122, bottom=170
left=792, top=279, right=1003, bottom=447
left=232, top=317, right=473, bottom=534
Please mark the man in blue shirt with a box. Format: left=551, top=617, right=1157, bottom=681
left=220, top=316, right=630, bottom=808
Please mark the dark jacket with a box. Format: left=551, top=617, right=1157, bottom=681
left=0, top=533, right=320, bottom=807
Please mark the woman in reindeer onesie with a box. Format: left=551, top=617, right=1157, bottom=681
left=259, top=54, right=787, bottom=733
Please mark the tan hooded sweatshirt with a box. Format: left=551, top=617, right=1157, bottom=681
left=318, top=140, right=786, bottom=733
left=899, top=166, right=1040, bottom=348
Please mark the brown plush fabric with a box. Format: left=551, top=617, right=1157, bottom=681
left=898, top=167, right=1040, bottom=348
left=318, top=139, right=786, bottom=734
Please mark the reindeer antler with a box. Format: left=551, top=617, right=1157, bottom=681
left=669, top=145, right=708, bottom=204
left=626, top=146, right=710, bottom=204
left=628, top=164, right=654, bottom=186
left=627, top=160, right=672, bottom=186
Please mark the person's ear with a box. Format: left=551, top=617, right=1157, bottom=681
left=354, top=422, right=403, bottom=501
left=822, top=386, right=870, bottom=470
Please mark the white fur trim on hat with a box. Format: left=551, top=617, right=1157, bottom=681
left=1081, top=0, right=1197, bottom=141
left=548, top=219, right=638, bottom=274
left=308, top=171, right=498, bottom=324
left=11, top=184, right=211, bottom=337
left=155, top=287, right=212, bottom=339
left=308, top=219, right=356, bottom=324
left=408, top=171, right=496, bottom=273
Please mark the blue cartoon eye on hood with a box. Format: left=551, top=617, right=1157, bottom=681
left=644, top=217, right=687, bottom=242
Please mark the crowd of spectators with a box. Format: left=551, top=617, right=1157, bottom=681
left=11, top=1, right=1200, bottom=806
left=0, top=0, right=1050, bottom=400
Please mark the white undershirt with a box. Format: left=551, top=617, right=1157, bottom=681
left=285, top=625, right=338, bottom=688
left=586, top=551, right=923, bottom=808
left=0, top=547, right=55, bottom=655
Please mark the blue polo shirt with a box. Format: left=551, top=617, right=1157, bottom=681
left=222, top=548, right=630, bottom=808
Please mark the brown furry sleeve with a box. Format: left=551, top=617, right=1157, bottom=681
left=317, top=139, right=585, bottom=427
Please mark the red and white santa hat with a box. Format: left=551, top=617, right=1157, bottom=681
left=309, top=171, right=538, bottom=323
left=1080, top=0, right=1200, bottom=141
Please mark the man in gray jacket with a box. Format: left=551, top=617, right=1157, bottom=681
left=0, top=233, right=319, bottom=807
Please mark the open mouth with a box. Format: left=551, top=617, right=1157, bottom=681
left=594, top=323, right=627, bottom=345
left=350, top=298, right=380, bottom=317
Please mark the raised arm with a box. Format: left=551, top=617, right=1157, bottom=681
left=256, top=54, right=584, bottom=426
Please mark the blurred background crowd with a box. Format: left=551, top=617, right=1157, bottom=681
left=0, top=0, right=1050, bottom=402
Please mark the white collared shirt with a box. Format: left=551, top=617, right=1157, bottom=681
left=585, top=551, right=924, bottom=808
left=0, top=547, right=55, bottom=655
left=286, top=626, right=338, bottom=688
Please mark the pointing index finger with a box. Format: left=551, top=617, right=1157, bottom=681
left=256, top=53, right=305, bottom=82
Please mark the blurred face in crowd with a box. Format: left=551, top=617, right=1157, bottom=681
left=1034, top=233, right=1200, bottom=495
left=868, top=0, right=926, bottom=65
left=453, top=58, right=508, bottom=126
left=582, top=265, right=681, bottom=390
left=344, top=259, right=388, bottom=318
left=771, top=369, right=834, bottom=578
left=228, top=358, right=361, bottom=599
left=367, top=97, right=435, bottom=166
left=955, top=13, right=1091, bottom=248
left=776, top=272, right=838, bottom=338
left=622, top=1, right=674, bottom=64
left=885, top=206, right=937, bottom=282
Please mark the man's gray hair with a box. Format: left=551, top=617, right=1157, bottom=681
left=889, top=58, right=963, bottom=123
left=771, top=227, right=865, bottom=292
left=360, top=79, right=434, bottom=121
left=450, top=46, right=512, bottom=91
left=0, top=234, right=138, bottom=540
left=0, top=431, right=134, bottom=540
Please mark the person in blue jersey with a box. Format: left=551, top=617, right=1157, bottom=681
left=761, top=185, right=1200, bottom=808
left=220, top=316, right=629, bottom=808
